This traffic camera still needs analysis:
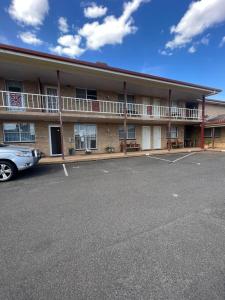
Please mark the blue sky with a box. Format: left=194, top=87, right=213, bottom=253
left=0, top=0, right=225, bottom=99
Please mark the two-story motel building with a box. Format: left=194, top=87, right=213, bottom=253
left=0, top=44, right=222, bottom=157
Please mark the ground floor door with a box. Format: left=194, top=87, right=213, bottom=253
left=142, top=126, right=151, bottom=150
left=49, top=126, right=61, bottom=155
left=153, top=126, right=161, bottom=149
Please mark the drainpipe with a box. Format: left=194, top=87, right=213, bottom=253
left=57, top=70, right=65, bottom=160
left=200, top=95, right=205, bottom=150
left=123, top=81, right=127, bottom=155
left=167, top=89, right=172, bottom=151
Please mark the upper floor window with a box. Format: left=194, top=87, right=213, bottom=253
left=3, top=123, right=35, bottom=142
left=118, top=94, right=135, bottom=103
left=76, top=88, right=97, bottom=100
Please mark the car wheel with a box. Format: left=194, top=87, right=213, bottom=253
left=0, top=161, right=17, bottom=182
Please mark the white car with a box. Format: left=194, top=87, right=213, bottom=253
left=0, top=144, right=41, bottom=182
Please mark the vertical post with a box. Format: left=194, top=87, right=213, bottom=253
left=38, top=78, right=43, bottom=110
left=212, top=127, right=215, bottom=149
left=57, top=70, right=65, bottom=160
left=200, top=95, right=205, bottom=150
left=167, top=89, right=172, bottom=151
left=123, top=81, right=127, bottom=155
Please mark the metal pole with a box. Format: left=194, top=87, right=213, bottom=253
left=123, top=81, right=127, bottom=155
left=57, top=70, right=65, bottom=160
left=200, top=95, right=205, bottom=150
left=168, top=89, right=172, bottom=151
left=212, top=127, right=215, bottom=149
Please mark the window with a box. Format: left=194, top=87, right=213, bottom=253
left=76, top=88, right=97, bottom=100
left=118, top=94, right=135, bottom=103
left=204, top=128, right=221, bottom=138
left=75, top=124, right=97, bottom=150
left=167, top=126, right=178, bottom=139
left=118, top=125, right=136, bottom=139
left=3, top=123, right=35, bottom=142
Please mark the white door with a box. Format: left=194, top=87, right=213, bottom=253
left=142, top=97, right=151, bottom=116
left=153, top=126, right=161, bottom=149
left=153, top=99, right=160, bottom=118
left=142, top=126, right=151, bottom=150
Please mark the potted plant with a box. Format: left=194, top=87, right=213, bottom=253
left=85, top=149, right=92, bottom=155
left=68, top=147, right=75, bottom=155
left=105, top=145, right=115, bottom=153
left=204, top=139, right=212, bottom=149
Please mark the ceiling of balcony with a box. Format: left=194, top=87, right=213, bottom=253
left=0, top=51, right=218, bottom=101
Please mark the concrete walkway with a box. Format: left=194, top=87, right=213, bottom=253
left=39, top=147, right=202, bottom=165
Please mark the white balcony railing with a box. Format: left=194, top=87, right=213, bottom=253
left=0, top=91, right=201, bottom=120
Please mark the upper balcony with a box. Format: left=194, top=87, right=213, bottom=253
left=0, top=90, right=201, bottom=123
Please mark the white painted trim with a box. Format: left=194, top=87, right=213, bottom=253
left=0, top=48, right=218, bottom=94
left=48, top=124, right=61, bottom=156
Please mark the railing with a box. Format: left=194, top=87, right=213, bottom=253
left=0, top=91, right=201, bottom=120
left=0, top=90, right=59, bottom=112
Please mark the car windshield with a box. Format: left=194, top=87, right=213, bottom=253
left=0, top=144, right=8, bottom=147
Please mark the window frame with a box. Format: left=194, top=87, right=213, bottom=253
left=3, top=122, right=35, bottom=143
left=118, top=125, right=136, bottom=140
left=204, top=127, right=221, bottom=138
left=167, top=126, right=178, bottom=139
left=75, top=88, right=97, bottom=100
left=74, top=124, right=97, bottom=150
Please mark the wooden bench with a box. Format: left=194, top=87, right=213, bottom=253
left=120, top=141, right=141, bottom=152
left=167, top=139, right=184, bottom=149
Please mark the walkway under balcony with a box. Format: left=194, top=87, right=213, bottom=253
left=0, top=91, right=201, bottom=123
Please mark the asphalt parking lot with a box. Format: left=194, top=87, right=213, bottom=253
left=1, top=151, right=225, bottom=299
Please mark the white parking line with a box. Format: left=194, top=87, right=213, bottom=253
left=148, top=156, right=173, bottom=163
left=172, top=152, right=196, bottom=163
left=62, top=164, right=69, bottom=177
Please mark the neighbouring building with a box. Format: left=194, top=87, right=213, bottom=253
left=0, top=44, right=223, bottom=157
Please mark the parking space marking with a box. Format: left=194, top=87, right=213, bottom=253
left=147, top=156, right=173, bottom=163
left=62, top=164, right=69, bottom=177
left=172, top=152, right=196, bottom=163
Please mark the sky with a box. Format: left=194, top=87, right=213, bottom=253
left=0, top=0, right=225, bottom=99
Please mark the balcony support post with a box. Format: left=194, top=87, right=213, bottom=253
left=200, top=95, right=205, bottom=150
left=38, top=78, right=44, bottom=110
left=57, top=70, right=65, bottom=160
left=123, top=81, right=127, bottom=155
left=212, top=127, right=215, bottom=149
left=167, top=89, right=172, bottom=151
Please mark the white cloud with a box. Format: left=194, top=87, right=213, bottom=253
left=219, top=36, right=225, bottom=47
left=188, top=45, right=196, bottom=53
left=79, top=0, right=150, bottom=50
left=51, top=0, right=149, bottom=57
left=8, top=0, right=49, bottom=27
left=50, top=35, right=85, bottom=57
left=166, top=0, right=225, bottom=50
left=58, top=17, right=69, bottom=33
left=84, top=3, right=108, bottom=18
left=18, top=31, right=43, bottom=45
left=158, top=49, right=173, bottom=56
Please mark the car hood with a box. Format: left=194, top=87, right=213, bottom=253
left=1, top=145, right=34, bottom=152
